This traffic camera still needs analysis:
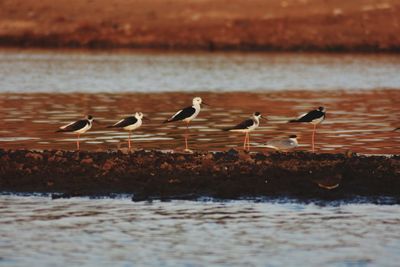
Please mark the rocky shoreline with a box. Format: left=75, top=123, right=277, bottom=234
left=1, top=149, right=399, bottom=201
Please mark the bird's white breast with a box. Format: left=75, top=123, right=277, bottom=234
left=75, top=121, right=92, bottom=134
left=183, top=105, right=200, bottom=123
left=311, top=116, right=324, bottom=125
left=123, top=119, right=142, bottom=131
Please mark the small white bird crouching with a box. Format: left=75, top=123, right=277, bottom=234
left=265, top=135, right=299, bottom=152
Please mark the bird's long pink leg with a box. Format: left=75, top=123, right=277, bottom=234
left=128, top=131, right=132, bottom=150
left=247, top=133, right=251, bottom=151
left=76, top=134, right=80, bottom=150
left=243, top=133, right=247, bottom=150
left=185, top=122, right=189, bottom=150
left=312, top=124, right=316, bottom=152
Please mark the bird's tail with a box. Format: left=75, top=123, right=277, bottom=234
left=55, top=129, right=67, bottom=133
left=163, top=119, right=173, bottom=124
left=106, top=125, right=116, bottom=128
left=222, top=127, right=232, bottom=131
left=394, top=127, right=400, bottom=132
left=288, top=119, right=299, bottom=123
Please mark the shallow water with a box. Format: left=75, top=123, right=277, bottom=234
left=1, top=196, right=400, bottom=267
left=0, top=91, right=399, bottom=154
left=1, top=49, right=400, bottom=92
left=1, top=50, right=400, bottom=266
left=1, top=49, right=400, bottom=154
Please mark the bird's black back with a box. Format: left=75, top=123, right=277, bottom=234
left=224, top=118, right=254, bottom=131
left=108, top=116, right=138, bottom=128
left=164, top=106, right=196, bottom=123
left=57, top=119, right=89, bottom=132
left=290, top=109, right=325, bottom=123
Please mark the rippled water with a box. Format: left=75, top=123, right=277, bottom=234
left=0, top=91, right=399, bottom=154
left=0, top=50, right=400, bottom=154
left=1, top=51, right=400, bottom=266
left=1, top=50, right=400, bottom=154
left=1, top=49, right=400, bottom=92
left=1, top=196, right=400, bottom=266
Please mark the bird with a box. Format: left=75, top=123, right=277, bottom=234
left=289, top=107, right=326, bottom=152
left=56, top=115, right=94, bottom=150
left=264, top=135, right=299, bottom=152
left=394, top=127, right=400, bottom=131
left=107, top=112, right=144, bottom=150
left=163, top=97, right=208, bottom=151
left=224, top=112, right=265, bottom=151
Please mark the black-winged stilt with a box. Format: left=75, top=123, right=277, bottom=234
left=56, top=115, right=94, bottom=150
left=163, top=97, right=208, bottom=151
left=265, top=135, right=299, bottom=152
left=289, top=107, right=326, bottom=152
left=224, top=112, right=265, bottom=151
left=107, top=112, right=144, bottom=150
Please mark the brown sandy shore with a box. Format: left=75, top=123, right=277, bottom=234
left=1, top=149, right=400, bottom=201
left=1, top=0, right=400, bottom=52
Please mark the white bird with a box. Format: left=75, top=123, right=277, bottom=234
left=107, top=112, right=144, bottom=150
left=224, top=112, right=266, bottom=151
left=265, top=135, right=299, bottom=152
left=289, top=107, right=326, bottom=152
left=56, top=115, right=94, bottom=150
left=163, top=97, right=208, bottom=151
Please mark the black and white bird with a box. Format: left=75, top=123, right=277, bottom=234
left=224, top=112, right=265, bottom=151
left=56, top=115, right=94, bottom=150
left=265, top=135, right=299, bottom=152
left=289, top=107, right=326, bottom=152
left=107, top=112, right=144, bottom=150
left=163, top=97, right=208, bottom=151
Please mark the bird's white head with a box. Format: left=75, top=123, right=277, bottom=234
left=135, top=112, right=144, bottom=119
left=192, top=97, right=202, bottom=106
left=86, top=115, right=94, bottom=122
left=253, top=111, right=265, bottom=120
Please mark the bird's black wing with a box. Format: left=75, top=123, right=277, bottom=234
left=164, top=106, right=196, bottom=123
left=108, top=116, right=137, bottom=128
left=224, top=119, right=254, bottom=131
left=289, top=110, right=324, bottom=123
left=57, top=119, right=88, bottom=132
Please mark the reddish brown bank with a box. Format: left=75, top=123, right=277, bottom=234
left=1, top=0, right=400, bottom=52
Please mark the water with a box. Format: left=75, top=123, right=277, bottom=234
left=1, top=50, right=400, bottom=266
left=0, top=49, right=400, bottom=153
left=0, top=91, right=399, bottom=154
left=1, top=49, right=400, bottom=93
left=0, top=196, right=399, bottom=267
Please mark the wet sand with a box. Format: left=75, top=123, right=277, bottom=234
left=1, top=149, right=400, bottom=200
left=0, top=0, right=400, bottom=51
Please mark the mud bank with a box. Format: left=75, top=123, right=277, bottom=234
left=1, top=0, right=400, bottom=52
left=1, top=149, right=400, bottom=201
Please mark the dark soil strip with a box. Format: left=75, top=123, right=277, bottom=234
left=1, top=149, right=399, bottom=201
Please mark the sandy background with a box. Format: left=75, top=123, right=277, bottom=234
left=0, top=0, right=400, bottom=51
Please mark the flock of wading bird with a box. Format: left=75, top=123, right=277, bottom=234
left=56, top=97, right=328, bottom=153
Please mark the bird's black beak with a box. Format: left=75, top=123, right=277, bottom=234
left=261, top=116, right=268, bottom=121
left=202, top=102, right=210, bottom=106
left=142, top=117, right=150, bottom=121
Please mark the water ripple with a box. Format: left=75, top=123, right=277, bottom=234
left=1, top=196, right=400, bottom=266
